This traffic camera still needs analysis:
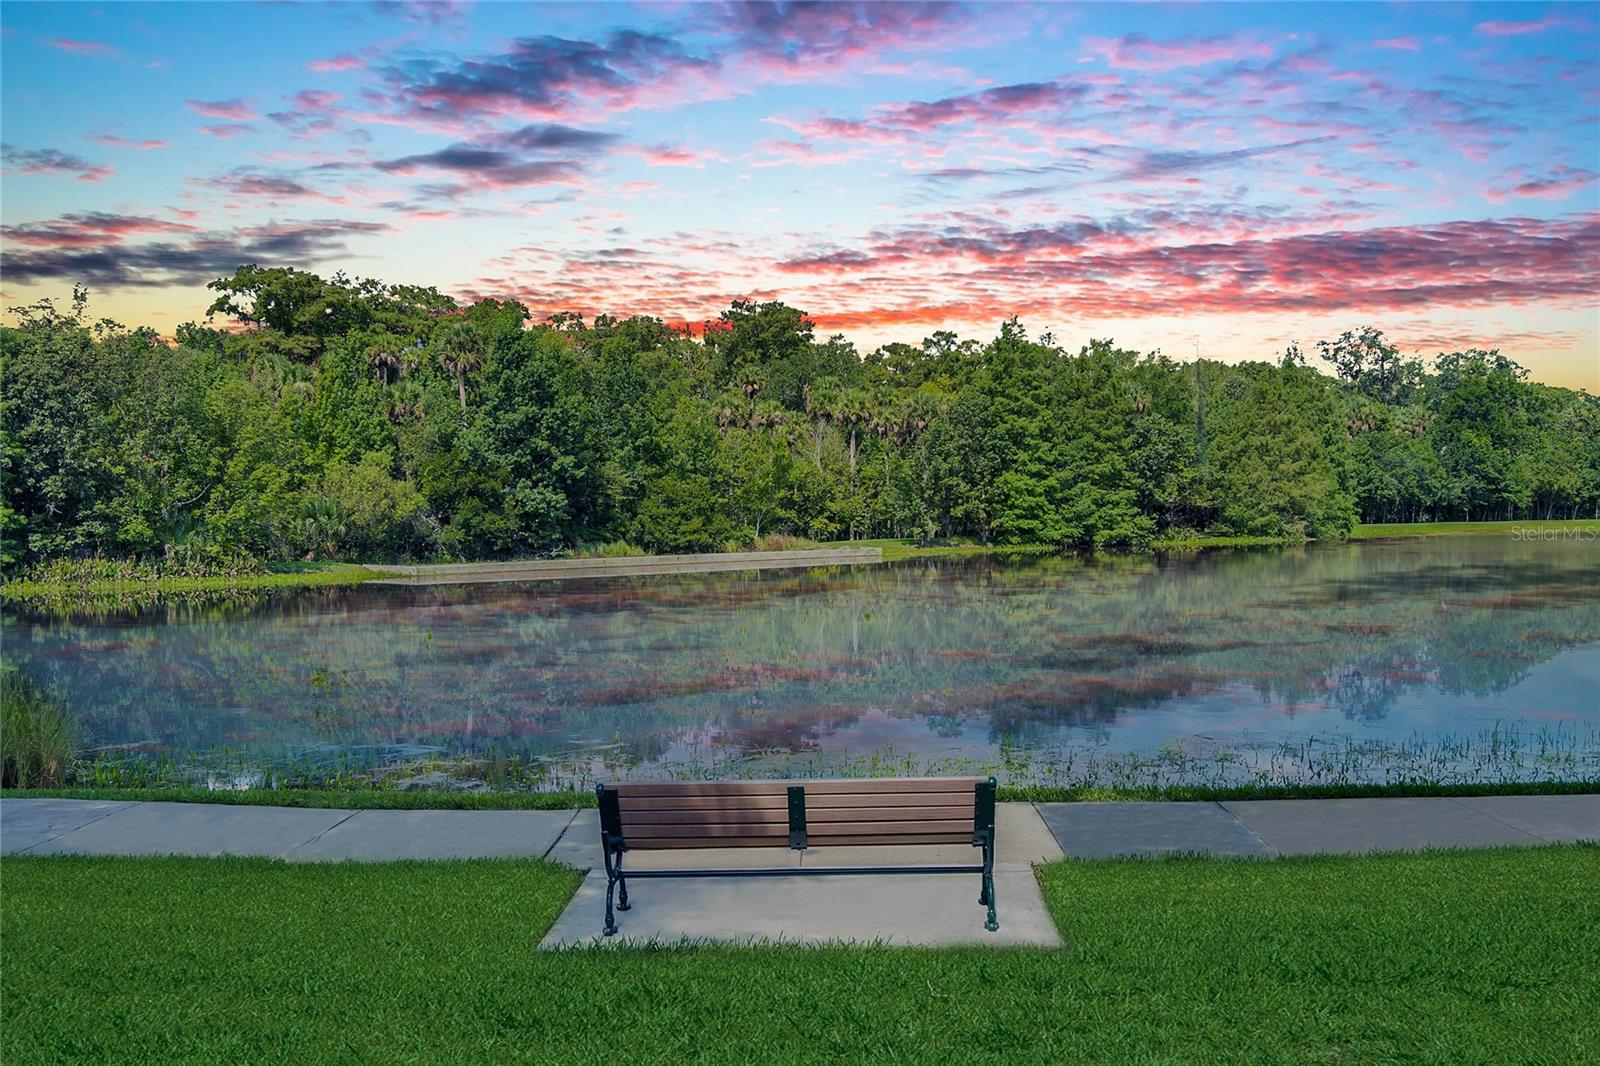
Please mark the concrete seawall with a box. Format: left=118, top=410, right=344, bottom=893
left=364, top=547, right=884, bottom=586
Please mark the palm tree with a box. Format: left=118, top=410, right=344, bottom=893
left=803, top=380, right=838, bottom=468
left=712, top=391, right=750, bottom=431
left=436, top=320, right=484, bottom=411
left=367, top=342, right=400, bottom=386
left=833, top=388, right=873, bottom=473
left=750, top=401, right=789, bottom=430
left=386, top=379, right=426, bottom=423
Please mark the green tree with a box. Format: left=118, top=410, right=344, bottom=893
left=436, top=320, right=486, bottom=411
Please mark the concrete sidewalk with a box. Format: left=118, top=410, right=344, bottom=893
left=5, top=794, right=1594, bottom=948
left=0, top=800, right=585, bottom=862
left=1033, top=795, right=1599, bottom=859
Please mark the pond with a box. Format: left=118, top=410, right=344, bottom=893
left=4, top=536, right=1598, bottom=789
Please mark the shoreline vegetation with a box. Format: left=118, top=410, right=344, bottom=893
left=5, top=778, right=1598, bottom=811
left=5, top=519, right=1596, bottom=600
left=3, top=704, right=1595, bottom=808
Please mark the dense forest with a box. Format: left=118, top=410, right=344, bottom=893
left=2, top=268, right=1597, bottom=569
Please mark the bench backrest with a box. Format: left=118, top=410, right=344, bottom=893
left=597, top=777, right=996, bottom=850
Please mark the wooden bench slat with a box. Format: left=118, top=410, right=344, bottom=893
left=620, top=823, right=791, bottom=839
left=625, top=832, right=975, bottom=849
left=620, top=809, right=790, bottom=827
left=612, top=778, right=981, bottom=798
left=618, top=795, right=789, bottom=812
left=617, top=793, right=976, bottom=812
left=613, top=782, right=792, bottom=798
left=625, top=836, right=795, bottom=849
left=807, top=807, right=974, bottom=824
left=623, top=820, right=978, bottom=841
left=617, top=800, right=972, bottom=825
left=806, top=832, right=974, bottom=846
left=805, top=819, right=975, bottom=836
left=807, top=793, right=974, bottom=809
left=794, top=778, right=982, bottom=794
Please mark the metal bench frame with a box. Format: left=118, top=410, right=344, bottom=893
left=595, top=776, right=999, bottom=936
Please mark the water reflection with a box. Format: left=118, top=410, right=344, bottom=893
left=4, top=537, right=1597, bottom=784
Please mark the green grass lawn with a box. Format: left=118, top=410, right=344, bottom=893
left=1350, top=518, right=1600, bottom=539
left=4, top=846, right=1595, bottom=1064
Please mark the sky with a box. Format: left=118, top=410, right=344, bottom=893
left=2, top=1, right=1598, bottom=389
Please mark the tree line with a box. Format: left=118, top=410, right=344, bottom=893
left=2, top=268, right=1596, bottom=568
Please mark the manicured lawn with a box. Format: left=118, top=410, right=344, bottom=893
left=4, top=846, right=1595, bottom=1063
left=1351, top=518, right=1600, bottom=539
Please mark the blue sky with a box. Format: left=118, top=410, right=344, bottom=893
left=3, top=1, right=1597, bottom=387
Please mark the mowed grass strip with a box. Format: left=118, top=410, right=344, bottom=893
left=3, top=847, right=1597, bottom=1064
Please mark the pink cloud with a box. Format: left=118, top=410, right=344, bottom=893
left=1486, top=166, right=1599, bottom=203
left=747, top=139, right=864, bottom=168
left=1082, top=33, right=1273, bottom=72
left=48, top=38, right=119, bottom=57
left=631, top=145, right=722, bottom=168
left=708, top=1, right=976, bottom=80
left=1373, top=37, right=1420, bottom=52
left=309, top=53, right=364, bottom=72
left=93, top=135, right=170, bottom=150
left=1476, top=16, right=1570, bottom=36
left=185, top=98, right=259, bottom=121
left=198, top=124, right=257, bottom=139
left=2, top=146, right=113, bottom=182
left=1, top=212, right=197, bottom=248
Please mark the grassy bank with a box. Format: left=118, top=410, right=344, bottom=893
left=8, top=776, right=1596, bottom=812
left=4, top=846, right=1596, bottom=1062
left=1, top=561, right=383, bottom=601
left=1351, top=518, right=1600, bottom=539
left=838, top=535, right=1294, bottom=560
left=8, top=520, right=1593, bottom=601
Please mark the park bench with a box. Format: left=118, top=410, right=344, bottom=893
left=594, top=776, right=998, bottom=936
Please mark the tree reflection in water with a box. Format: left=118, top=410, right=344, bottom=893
left=4, top=537, right=1597, bottom=787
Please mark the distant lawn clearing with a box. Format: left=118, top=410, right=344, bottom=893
left=4, top=847, right=1595, bottom=1063
left=1351, top=518, right=1600, bottom=539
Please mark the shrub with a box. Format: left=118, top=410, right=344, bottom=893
left=749, top=533, right=820, bottom=552
left=1, top=669, right=77, bottom=788
left=569, top=540, right=648, bottom=558
left=20, top=551, right=264, bottom=586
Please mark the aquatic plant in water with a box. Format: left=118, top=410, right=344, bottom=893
left=1, top=669, right=78, bottom=787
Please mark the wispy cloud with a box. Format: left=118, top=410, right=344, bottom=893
left=0, top=219, right=390, bottom=286
left=1082, top=32, right=1273, bottom=71
left=309, top=53, right=365, bottom=72
left=185, top=98, right=259, bottom=121
left=92, top=134, right=170, bottom=150
left=47, top=38, right=119, bottom=58
left=2, top=145, right=113, bottom=181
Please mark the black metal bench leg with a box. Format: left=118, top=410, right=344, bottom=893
left=603, top=876, right=619, bottom=937
left=615, top=851, right=630, bottom=911
left=982, top=841, right=998, bottom=932
left=601, top=844, right=621, bottom=936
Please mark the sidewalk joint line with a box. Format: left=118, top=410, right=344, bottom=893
left=286, top=809, right=364, bottom=856
left=1215, top=800, right=1280, bottom=858
left=541, top=810, right=581, bottom=861
left=10, top=800, right=143, bottom=856
left=1443, top=796, right=1546, bottom=842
